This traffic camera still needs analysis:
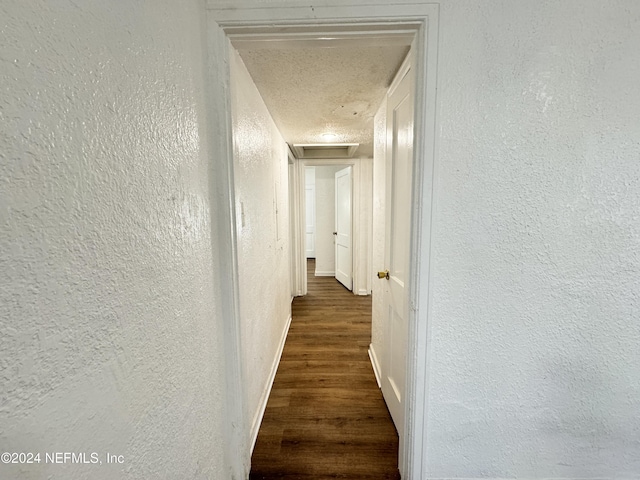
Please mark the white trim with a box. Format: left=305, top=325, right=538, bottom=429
left=206, top=4, right=440, bottom=478
left=289, top=149, right=305, bottom=297
left=360, top=158, right=373, bottom=296
left=368, top=345, right=382, bottom=388
left=249, top=314, right=292, bottom=453
left=291, top=143, right=360, bottom=159
left=388, top=47, right=412, bottom=97
left=207, top=1, right=434, bottom=24
left=350, top=163, right=359, bottom=293
left=208, top=0, right=430, bottom=7
left=204, top=15, right=248, bottom=480
left=301, top=158, right=362, bottom=166
left=404, top=9, right=439, bottom=480
left=230, top=31, right=414, bottom=49
left=294, top=159, right=308, bottom=296
left=314, top=270, right=335, bottom=277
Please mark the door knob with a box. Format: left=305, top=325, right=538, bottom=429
left=377, top=270, right=389, bottom=280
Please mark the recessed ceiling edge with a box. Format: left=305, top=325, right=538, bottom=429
left=290, top=143, right=360, bottom=159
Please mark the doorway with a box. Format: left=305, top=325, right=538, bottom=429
left=294, top=154, right=375, bottom=296
left=301, top=162, right=365, bottom=293
left=206, top=4, right=439, bottom=478
left=303, top=165, right=351, bottom=284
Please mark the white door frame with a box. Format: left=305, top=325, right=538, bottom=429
left=288, top=147, right=303, bottom=298
left=295, top=158, right=366, bottom=296
left=206, top=3, right=439, bottom=478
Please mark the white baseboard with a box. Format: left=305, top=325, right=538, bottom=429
left=314, top=270, right=335, bottom=276
left=368, top=344, right=382, bottom=389
left=250, top=314, right=292, bottom=452
left=357, top=288, right=370, bottom=296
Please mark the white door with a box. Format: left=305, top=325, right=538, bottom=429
left=379, top=56, right=414, bottom=441
left=305, top=167, right=316, bottom=258
left=334, top=166, right=352, bottom=290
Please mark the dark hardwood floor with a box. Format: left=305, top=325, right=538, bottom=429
left=250, top=259, right=400, bottom=480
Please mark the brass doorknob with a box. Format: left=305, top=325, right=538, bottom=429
left=377, top=270, right=389, bottom=280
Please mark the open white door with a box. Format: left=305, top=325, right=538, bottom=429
left=378, top=55, right=414, bottom=442
left=334, top=166, right=352, bottom=290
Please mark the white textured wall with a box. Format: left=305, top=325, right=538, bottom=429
left=230, top=50, right=291, bottom=443
left=427, top=0, right=640, bottom=477
left=0, top=1, right=228, bottom=479
left=313, top=165, right=343, bottom=275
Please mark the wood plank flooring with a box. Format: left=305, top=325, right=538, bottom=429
left=250, top=260, right=400, bottom=480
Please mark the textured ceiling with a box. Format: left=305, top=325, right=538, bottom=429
left=235, top=45, right=410, bottom=158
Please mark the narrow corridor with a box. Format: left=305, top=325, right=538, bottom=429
left=250, top=260, right=400, bottom=479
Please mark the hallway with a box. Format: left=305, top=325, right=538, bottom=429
left=250, top=260, right=400, bottom=479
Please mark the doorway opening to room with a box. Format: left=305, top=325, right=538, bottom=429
left=207, top=4, right=439, bottom=479
left=302, top=162, right=361, bottom=293
left=303, top=164, right=353, bottom=288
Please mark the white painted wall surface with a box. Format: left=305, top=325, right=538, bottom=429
left=353, top=158, right=373, bottom=296
left=305, top=166, right=316, bottom=258
left=0, top=1, right=228, bottom=479
left=313, top=165, right=343, bottom=276
left=230, top=50, right=292, bottom=448
left=425, top=1, right=640, bottom=477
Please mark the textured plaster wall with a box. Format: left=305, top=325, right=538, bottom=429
left=313, top=165, right=343, bottom=275
left=0, top=1, right=228, bottom=479
left=230, top=50, right=291, bottom=442
left=427, top=0, right=640, bottom=477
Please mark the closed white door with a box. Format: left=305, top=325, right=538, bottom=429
left=379, top=56, right=414, bottom=440
left=334, top=166, right=352, bottom=290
